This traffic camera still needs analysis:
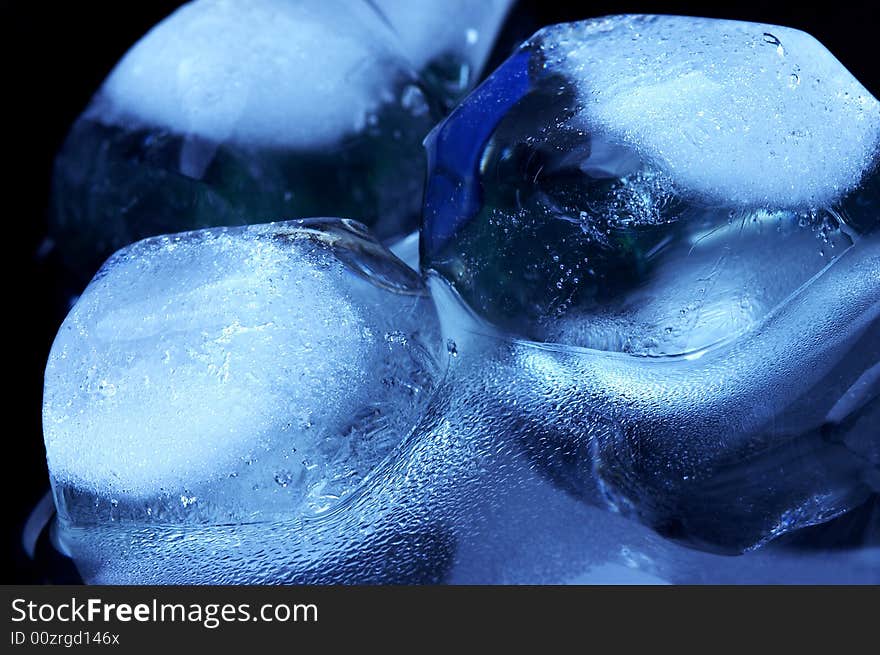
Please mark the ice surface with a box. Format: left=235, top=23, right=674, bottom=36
left=97, top=0, right=412, bottom=148
left=53, top=295, right=880, bottom=583
left=44, top=219, right=443, bottom=523
left=388, top=230, right=420, bottom=270
left=373, top=0, right=514, bottom=104
left=542, top=212, right=855, bottom=356
left=545, top=15, right=880, bottom=207
left=51, top=0, right=440, bottom=282
left=46, top=261, right=878, bottom=582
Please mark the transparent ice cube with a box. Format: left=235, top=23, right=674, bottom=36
left=50, top=0, right=442, bottom=283
left=44, top=218, right=445, bottom=582
left=422, top=15, right=880, bottom=552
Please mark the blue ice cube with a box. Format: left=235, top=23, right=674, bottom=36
left=422, top=15, right=880, bottom=551
left=43, top=218, right=445, bottom=582
left=50, top=0, right=441, bottom=283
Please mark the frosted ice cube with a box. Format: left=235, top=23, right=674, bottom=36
left=423, top=15, right=880, bottom=348
left=44, top=219, right=444, bottom=531
left=50, top=0, right=440, bottom=282
left=99, top=0, right=411, bottom=149
left=421, top=15, right=880, bottom=551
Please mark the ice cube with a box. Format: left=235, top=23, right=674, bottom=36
left=50, top=0, right=441, bottom=283
left=421, top=15, right=880, bottom=551
left=44, top=219, right=444, bottom=538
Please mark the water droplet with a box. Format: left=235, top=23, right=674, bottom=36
left=97, top=380, right=117, bottom=397
left=385, top=330, right=408, bottom=346
left=274, top=470, right=293, bottom=488
left=466, top=28, right=479, bottom=45
left=762, top=32, right=784, bottom=57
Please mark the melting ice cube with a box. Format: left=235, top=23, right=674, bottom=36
left=50, top=0, right=442, bottom=283
left=43, top=219, right=444, bottom=571
left=422, top=15, right=880, bottom=551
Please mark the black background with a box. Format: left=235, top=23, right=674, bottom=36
left=3, top=0, right=878, bottom=583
